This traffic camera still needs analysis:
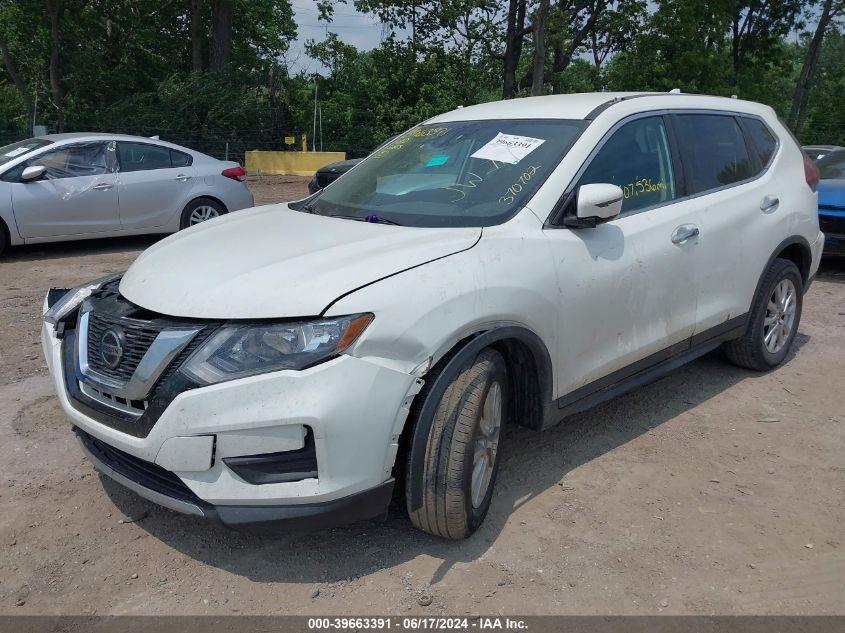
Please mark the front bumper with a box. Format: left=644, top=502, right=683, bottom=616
left=43, top=318, right=420, bottom=530
left=76, top=427, right=395, bottom=532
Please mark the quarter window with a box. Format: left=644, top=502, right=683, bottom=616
left=743, top=118, right=777, bottom=167
left=577, top=116, right=677, bottom=213
left=170, top=150, right=192, bottom=167
left=674, top=115, right=754, bottom=194
left=117, top=142, right=174, bottom=172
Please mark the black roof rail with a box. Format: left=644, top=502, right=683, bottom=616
left=583, top=93, right=656, bottom=120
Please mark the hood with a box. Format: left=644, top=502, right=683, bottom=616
left=818, top=180, right=845, bottom=209
left=119, top=205, right=480, bottom=319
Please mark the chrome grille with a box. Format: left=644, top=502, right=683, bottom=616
left=79, top=381, right=147, bottom=416
left=86, top=312, right=163, bottom=382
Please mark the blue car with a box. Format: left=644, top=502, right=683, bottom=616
left=817, top=149, right=845, bottom=256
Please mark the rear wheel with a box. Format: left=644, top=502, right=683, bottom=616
left=0, top=220, right=7, bottom=257
left=179, top=198, right=226, bottom=229
left=405, top=348, right=509, bottom=539
left=723, top=258, right=803, bottom=371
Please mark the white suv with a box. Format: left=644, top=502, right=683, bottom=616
left=42, top=92, right=823, bottom=539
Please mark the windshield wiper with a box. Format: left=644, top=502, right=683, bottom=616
left=328, top=213, right=403, bottom=226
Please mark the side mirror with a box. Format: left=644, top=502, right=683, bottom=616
left=21, top=165, right=46, bottom=182
left=575, top=183, right=623, bottom=225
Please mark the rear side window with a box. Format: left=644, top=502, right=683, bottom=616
left=674, top=115, right=754, bottom=194
left=117, top=142, right=174, bottom=172
left=170, top=150, right=192, bottom=167
left=577, top=115, right=677, bottom=213
left=743, top=118, right=778, bottom=166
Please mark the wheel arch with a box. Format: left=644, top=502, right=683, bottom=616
left=184, top=194, right=228, bottom=213
left=756, top=236, right=812, bottom=300
left=403, top=325, right=555, bottom=512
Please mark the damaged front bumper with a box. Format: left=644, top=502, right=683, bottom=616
left=42, top=313, right=421, bottom=533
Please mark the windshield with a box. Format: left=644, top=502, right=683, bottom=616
left=0, top=138, right=52, bottom=167
left=817, top=150, right=845, bottom=180
left=308, top=119, right=586, bottom=227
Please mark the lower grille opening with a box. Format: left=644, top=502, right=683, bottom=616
left=222, top=428, right=318, bottom=485
left=76, top=428, right=204, bottom=506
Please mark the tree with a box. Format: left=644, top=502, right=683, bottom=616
left=209, top=0, right=233, bottom=71
left=587, top=0, right=645, bottom=76
left=788, top=0, right=845, bottom=135
left=191, top=0, right=204, bottom=70
left=531, top=0, right=549, bottom=95
left=728, top=0, right=803, bottom=88
left=46, top=0, right=64, bottom=131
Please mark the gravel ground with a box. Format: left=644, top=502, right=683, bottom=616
left=0, top=175, right=843, bottom=615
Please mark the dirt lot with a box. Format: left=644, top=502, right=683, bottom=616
left=1, top=175, right=843, bottom=615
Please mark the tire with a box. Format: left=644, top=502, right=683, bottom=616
left=723, top=258, right=803, bottom=371
left=406, top=348, right=509, bottom=539
left=179, top=197, right=227, bottom=229
left=0, top=220, right=7, bottom=257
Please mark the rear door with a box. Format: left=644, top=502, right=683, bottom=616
left=672, top=113, right=781, bottom=334
left=115, top=142, right=196, bottom=229
left=6, top=141, right=120, bottom=238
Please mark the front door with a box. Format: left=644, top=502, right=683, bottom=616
left=544, top=114, right=702, bottom=398
left=10, top=141, right=120, bottom=238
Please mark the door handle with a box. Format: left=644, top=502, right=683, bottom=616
left=92, top=183, right=113, bottom=191
left=671, top=224, right=700, bottom=245
left=760, top=195, right=779, bottom=212
left=175, top=174, right=192, bottom=182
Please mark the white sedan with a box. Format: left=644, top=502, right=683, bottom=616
left=0, top=133, right=254, bottom=255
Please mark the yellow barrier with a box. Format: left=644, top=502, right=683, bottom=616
left=245, top=151, right=347, bottom=177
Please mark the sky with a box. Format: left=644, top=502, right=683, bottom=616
left=286, top=1, right=391, bottom=74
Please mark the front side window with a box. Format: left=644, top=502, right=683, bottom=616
left=743, top=118, right=778, bottom=167
left=675, top=115, right=754, bottom=194
left=117, top=142, right=173, bottom=172
left=1, top=141, right=114, bottom=181
left=817, top=150, right=845, bottom=180
left=576, top=116, right=677, bottom=214
left=307, top=119, right=586, bottom=227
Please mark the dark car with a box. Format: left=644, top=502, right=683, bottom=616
left=804, top=145, right=843, bottom=161
left=308, top=158, right=363, bottom=194
left=816, top=149, right=845, bottom=256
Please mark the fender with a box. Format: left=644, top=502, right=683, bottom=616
left=407, top=325, right=555, bottom=511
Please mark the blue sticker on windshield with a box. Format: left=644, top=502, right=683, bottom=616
left=426, top=155, right=449, bottom=167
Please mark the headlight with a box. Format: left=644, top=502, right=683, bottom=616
left=181, top=313, right=373, bottom=385
left=43, top=273, right=122, bottom=325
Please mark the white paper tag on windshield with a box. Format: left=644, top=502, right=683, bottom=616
left=3, top=146, right=29, bottom=158
left=470, top=133, right=545, bottom=164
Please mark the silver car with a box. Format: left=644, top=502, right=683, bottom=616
left=0, top=133, right=254, bottom=256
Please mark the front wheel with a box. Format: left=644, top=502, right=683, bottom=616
left=405, top=348, right=509, bottom=539
left=723, top=258, right=803, bottom=371
left=179, top=198, right=227, bottom=229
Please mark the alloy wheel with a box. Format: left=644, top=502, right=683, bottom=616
left=763, top=278, right=797, bottom=354
left=471, top=381, right=502, bottom=509
left=188, top=205, right=220, bottom=225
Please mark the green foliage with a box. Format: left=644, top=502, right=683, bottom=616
left=0, top=0, right=840, bottom=157
left=802, top=29, right=845, bottom=145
